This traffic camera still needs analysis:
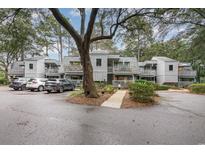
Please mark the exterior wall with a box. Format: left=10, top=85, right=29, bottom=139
left=36, top=58, right=46, bottom=78
left=155, top=60, right=165, bottom=84
left=90, top=54, right=108, bottom=81
left=24, top=58, right=45, bottom=78
left=154, top=59, right=178, bottom=84
left=164, top=61, right=178, bottom=83
left=63, top=54, right=108, bottom=81
left=24, top=60, right=37, bottom=78
left=8, top=61, right=25, bottom=77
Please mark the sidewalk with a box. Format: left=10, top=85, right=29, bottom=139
left=101, top=90, right=126, bottom=108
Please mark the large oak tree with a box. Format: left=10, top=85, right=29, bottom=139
left=49, top=8, right=158, bottom=98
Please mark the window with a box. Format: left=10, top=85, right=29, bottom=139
left=96, top=59, right=102, bottom=66
left=169, top=65, right=173, bottom=71
left=124, top=62, right=130, bottom=66
left=29, top=63, right=33, bottom=70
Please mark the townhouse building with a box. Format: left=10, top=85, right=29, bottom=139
left=8, top=50, right=197, bottom=87
left=9, top=56, right=64, bottom=79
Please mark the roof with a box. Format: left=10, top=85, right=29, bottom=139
left=45, top=59, right=60, bottom=65
left=24, top=56, right=46, bottom=61
left=152, top=56, right=177, bottom=62
left=179, top=62, right=191, bottom=67
left=138, top=60, right=157, bottom=66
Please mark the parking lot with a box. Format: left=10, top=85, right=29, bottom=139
left=0, top=86, right=205, bottom=144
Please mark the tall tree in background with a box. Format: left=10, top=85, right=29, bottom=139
left=122, top=16, right=153, bottom=60
left=35, top=13, right=73, bottom=61
left=0, top=9, right=35, bottom=80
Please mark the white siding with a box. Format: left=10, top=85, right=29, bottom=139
left=164, top=61, right=178, bottom=83
left=91, top=54, right=108, bottom=81
left=24, top=61, right=37, bottom=78
left=36, top=59, right=46, bottom=78
left=24, top=58, right=46, bottom=78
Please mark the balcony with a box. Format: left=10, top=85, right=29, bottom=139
left=108, top=66, right=136, bottom=74
left=64, top=65, right=83, bottom=73
left=139, top=69, right=156, bottom=76
left=178, top=70, right=197, bottom=77
left=8, top=69, right=24, bottom=76
left=45, top=68, right=59, bottom=74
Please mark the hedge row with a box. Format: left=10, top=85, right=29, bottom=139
left=188, top=83, right=205, bottom=94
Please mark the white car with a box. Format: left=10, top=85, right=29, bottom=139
left=26, top=78, right=48, bottom=91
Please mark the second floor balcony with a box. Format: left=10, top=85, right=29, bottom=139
left=64, top=65, right=83, bottom=73
left=108, top=66, right=136, bottom=74
left=178, top=70, right=197, bottom=77
left=45, top=68, right=59, bottom=74
left=139, top=68, right=156, bottom=76
left=8, top=69, right=24, bottom=76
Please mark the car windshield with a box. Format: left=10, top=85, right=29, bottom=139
left=28, top=79, right=35, bottom=82
left=18, top=78, right=25, bottom=81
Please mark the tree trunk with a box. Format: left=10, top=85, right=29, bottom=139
left=45, top=45, right=48, bottom=56
left=4, top=66, right=9, bottom=81
left=21, top=51, right=24, bottom=61
left=79, top=47, right=99, bottom=98
left=59, top=35, right=63, bottom=62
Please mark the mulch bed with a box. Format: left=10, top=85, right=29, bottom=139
left=121, top=91, right=160, bottom=109
left=66, top=92, right=112, bottom=106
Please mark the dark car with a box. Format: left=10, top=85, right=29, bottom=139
left=45, top=79, right=75, bottom=93
left=9, top=78, right=30, bottom=91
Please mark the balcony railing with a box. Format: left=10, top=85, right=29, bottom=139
left=178, top=70, right=197, bottom=77
left=64, top=65, right=83, bottom=72
left=139, top=69, right=156, bottom=76
left=108, top=66, right=135, bottom=74
left=178, top=81, right=195, bottom=87
left=8, top=69, right=24, bottom=75
left=45, top=68, right=59, bottom=74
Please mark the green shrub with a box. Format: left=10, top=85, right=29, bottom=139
left=154, top=84, right=171, bottom=90
left=0, top=77, right=9, bottom=85
left=103, top=84, right=115, bottom=94
left=135, top=80, right=155, bottom=86
left=188, top=83, right=205, bottom=94
left=95, top=82, right=106, bottom=89
left=69, top=90, right=84, bottom=97
left=129, top=81, right=155, bottom=103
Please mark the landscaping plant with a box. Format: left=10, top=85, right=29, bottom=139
left=188, top=83, right=205, bottom=94
left=103, top=84, right=116, bottom=94
left=129, top=80, right=155, bottom=103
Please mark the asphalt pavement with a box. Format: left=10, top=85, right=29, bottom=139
left=0, top=86, right=205, bottom=144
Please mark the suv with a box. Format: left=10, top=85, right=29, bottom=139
left=45, top=79, right=75, bottom=93
left=9, top=78, right=30, bottom=91
left=26, top=78, right=48, bottom=91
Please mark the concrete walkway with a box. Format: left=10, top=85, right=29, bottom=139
left=101, top=90, right=127, bottom=108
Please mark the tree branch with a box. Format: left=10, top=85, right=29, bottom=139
left=84, top=8, right=99, bottom=44
left=49, top=8, right=82, bottom=45
left=79, top=8, right=85, bottom=37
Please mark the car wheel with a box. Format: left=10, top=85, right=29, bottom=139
left=38, top=86, right=44, bottom=92
left=21, top=85, right=26, bottom=91
left=13, top=87, right=18, bottom=91
left=59, top=87, right=64, bottom=93
left=47, top=90, right=51, bottom=93
left=30, top=89, right=34, bottom=92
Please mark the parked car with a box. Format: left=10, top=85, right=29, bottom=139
left=9, top=78, right=30, bottom=91
left=26, top=78, right=48, bottom=91
left=45, top=79, right=75, bottom=93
